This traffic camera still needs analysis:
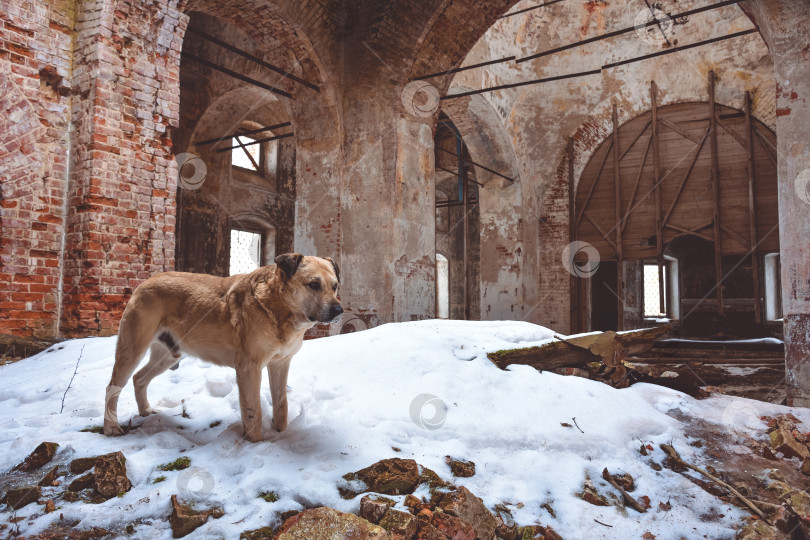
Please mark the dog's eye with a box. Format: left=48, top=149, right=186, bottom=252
left=307, top=281, right=321, bottom=291
left=332, top=283, right=338, bottom=292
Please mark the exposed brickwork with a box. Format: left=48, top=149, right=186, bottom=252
left=0, top=0, right=72, bottom=337
left=59, top=0, right=185, bottom=336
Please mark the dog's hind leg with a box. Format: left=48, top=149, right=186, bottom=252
left=104, top=309, right=157, bottom=436
left=133, top=340, right=179, bottom=417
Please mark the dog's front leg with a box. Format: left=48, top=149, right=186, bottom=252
left=235, top=362, right=264, bottom=442
left=267, top=359, right=291, bottom=432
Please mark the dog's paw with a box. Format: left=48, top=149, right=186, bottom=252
left=138, top=407, right=158, bottom=417
left=271, top=418, right=287, bottom=433
left=103, top=423, right=125, bottom=437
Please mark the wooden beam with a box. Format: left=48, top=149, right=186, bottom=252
left=745, top=91, right=763, bottom=324
left=708, top=71, right=724, bottom=315
left=720, top=223, right=750, bottom=250
left=618, top=120, right=651, bottom=161
left=576, top=140, right=613, bottom=226
left=715, top=115, right=747, bottom=149
left=665, top=222, right=715, bottom=243
left=620, top=134, right=652, bottom=235
left=661, top=128, right=710, bottom=227
left=583, top=211, right=617, bottom=251
left=658, top=117, right=703, bottom=144
left=612, top=104, right=624, bottom=330
left=753, top=126, right=777, bottom=165
left=568, top=137, right=578, bottom=333
left=487, top=325, right=672, bottom=370
left=651, top=81, right=665, bottom=315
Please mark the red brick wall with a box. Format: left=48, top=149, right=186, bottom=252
left=0, top=0, right=73, bottom=337
left=58, top=0, right=185, bottom=337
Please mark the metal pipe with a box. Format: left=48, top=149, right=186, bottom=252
left=187, top=27, right=320, bottom=92
left=196, top=121, right=292, bottom=146
left=183, top=52, right=293, bottom=99
left=215, top=131, right=294, bottom=153
left=517, top=0, right=745, bottom=63
left=500, top=0, right=566, bottom=19
left=436, top=147, right=514, bottom=183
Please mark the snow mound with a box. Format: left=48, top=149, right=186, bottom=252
left=1, top=320, right=807, bottom=539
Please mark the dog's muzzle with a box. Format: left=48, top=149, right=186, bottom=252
left=323, top=303, right=344, bottom=324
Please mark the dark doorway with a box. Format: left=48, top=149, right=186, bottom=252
left=591, top=261, right=618, bottom=331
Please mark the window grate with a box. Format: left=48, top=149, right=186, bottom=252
left=229, top=229, right=262, bottom=276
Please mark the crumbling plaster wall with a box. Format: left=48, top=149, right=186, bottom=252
left=740, top=0, right=810, bottom=407
left=449, top=0, right=774, bottom=333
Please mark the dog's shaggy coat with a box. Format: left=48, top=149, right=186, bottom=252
left=103, top=253, right=342, bottom=442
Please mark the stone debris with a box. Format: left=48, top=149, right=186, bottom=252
left=169, top=493, right=224, bottom=538
left=3, top=485, right=41, bottom=510
left=437, top=486, right=497, bottom=540
left=339, top=458, right=422, bottom=499
left=12, top=442, right=59, bottom=472
left=445, top=456, right=475, bottom=478
left=274, top=506, right=387, bottom=540
left=379, top=507, right=419, bottom=540
left=336, top=459, right=559, bottom=540
left=93, top=451, right=132, bottom=499
left=359, top=494, right=397, bottom=524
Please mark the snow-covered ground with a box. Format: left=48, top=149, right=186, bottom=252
left=1, top=320, right=807, bottom=539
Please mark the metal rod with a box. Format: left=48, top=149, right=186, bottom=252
left=602, top=28, right=756, bottom=70
left=708, top=71, right=724, bottom=315
left=216, top=131, right=294, bottom=153
left=436, top=199, right=479, bottom=208
left=187, top=27, right=320, bottom=92
left=442, top=28, right=756, bottom=101
left=441, top=69, right=601, bottom=100
left=644, top=0, right=672, bottom=47
left=183, top=52, right=293, bottom=99
left=436, top=165, right=484, bottom=186
left=436, top=147, right=514, bottom=182
left=414, top=56, right=516, bottom=81
left=517, top=0, right=745, bottom=63
left=745, top=91, right=763, bottom=323
left=197, top=121, right=292, bottom=146
left=500, top=0, right=566, bottom=19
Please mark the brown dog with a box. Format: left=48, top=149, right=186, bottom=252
left=103, top=253, right=342, bottom=442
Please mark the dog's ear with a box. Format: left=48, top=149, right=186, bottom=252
left=275, top=253, right=304, bottom=280
left=324, top=257, right=340, bottom=283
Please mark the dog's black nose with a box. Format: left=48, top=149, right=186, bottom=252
left=329, top=304, right=344, bottom=319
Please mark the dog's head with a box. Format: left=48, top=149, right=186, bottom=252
left=272, top=253, right=343, bottom=324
